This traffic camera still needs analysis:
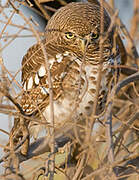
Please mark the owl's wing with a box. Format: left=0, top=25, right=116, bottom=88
left=21, top=43, right=49, bottom=114
left=21, top=42, right=74, bottom=115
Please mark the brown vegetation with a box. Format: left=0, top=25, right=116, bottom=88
left=0, top=0, right=139, bottom=179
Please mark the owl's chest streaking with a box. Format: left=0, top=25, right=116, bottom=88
left=42, top=55, right=113, bottom=124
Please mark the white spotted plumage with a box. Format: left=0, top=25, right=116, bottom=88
left=27, top=76, right=33, bottom=89
left=56, top=53, right=63, bottom=63
left=38, top=65, right=46, bottom=77
left=40, top=87, right=48, bottom=95
left=49, top=58, right=55, bottom=68
left=35, top=73, right=39, bottom=85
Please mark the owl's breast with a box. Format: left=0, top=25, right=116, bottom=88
left=43, top=57, right=112, bottom=123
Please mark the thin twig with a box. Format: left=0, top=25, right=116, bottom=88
left=34, top=0, right=51, bottom=20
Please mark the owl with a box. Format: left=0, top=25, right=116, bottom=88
left=9, top=1, right=124, bottom=155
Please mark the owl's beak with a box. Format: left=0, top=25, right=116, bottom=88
left=79, top=38, right=88, bottom=53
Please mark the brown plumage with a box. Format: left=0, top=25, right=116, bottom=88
left=9, top=2, right=124, bottom=154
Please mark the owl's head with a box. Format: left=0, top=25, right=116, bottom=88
left=45, top=2, right=115, bottom=61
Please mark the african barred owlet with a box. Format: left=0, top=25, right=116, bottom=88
left=10, top=1, right=125, bottom=152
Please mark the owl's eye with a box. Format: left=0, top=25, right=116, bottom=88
left=65, top=32, right=75, bottom=39
left=91, top=33, right=99, bottom=39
